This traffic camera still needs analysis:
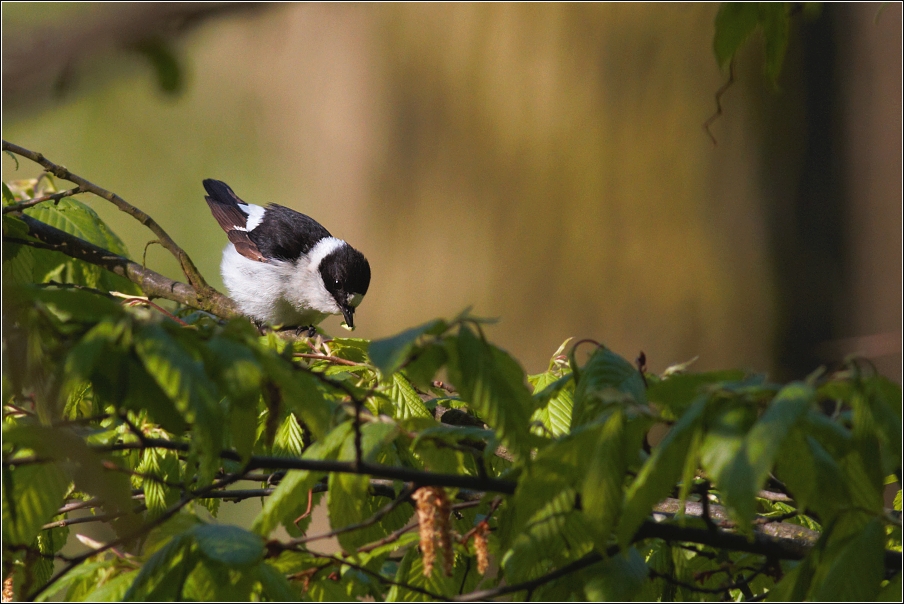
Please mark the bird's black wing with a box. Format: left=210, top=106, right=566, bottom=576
left=203, top=179, right=266, bottom=262
left=248, top=204, right=332, bottom=262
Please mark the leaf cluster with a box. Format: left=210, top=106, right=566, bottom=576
left=3, top=169, right=902, bottom=602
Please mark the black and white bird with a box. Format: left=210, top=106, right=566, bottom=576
left=202, top=179, right=370, bottom=331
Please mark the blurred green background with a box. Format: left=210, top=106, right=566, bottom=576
left=3, top=2, right=901, bottom=381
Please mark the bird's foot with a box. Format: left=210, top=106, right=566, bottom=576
left=295, top=325, right=317, bottom=338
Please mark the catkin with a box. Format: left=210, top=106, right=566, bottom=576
left=474, top=521, right=490, bottom=575
left=412, top=486, right=454, bottom=577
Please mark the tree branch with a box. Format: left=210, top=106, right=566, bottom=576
left=3, top=140, right=212, bottom=293
left=6, top=213, right=240, bottom=319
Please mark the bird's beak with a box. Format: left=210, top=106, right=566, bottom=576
left=340, top=305, right=355, bottom=331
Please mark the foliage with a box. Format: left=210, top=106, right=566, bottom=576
left=2, top=170, right=901, bottom=602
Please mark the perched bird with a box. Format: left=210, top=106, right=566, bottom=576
left=202, top=179, right=370, bottom=331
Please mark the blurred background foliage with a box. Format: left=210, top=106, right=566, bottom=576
left=2, top=2, right=900, bottom=381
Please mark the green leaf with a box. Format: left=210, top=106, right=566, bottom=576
left=446, top=325, right=534, bottom=461
left=617, top=395, right=707, bottom=546
left=776, top=430, right=850, bottom=520
left=713, top=2, right=760, bottom=70
left=191, top=524, right=265, bottom=568
left=403, top=343, right=448, bottom=390
left=369, top=319, right=447, bottom=377
left=328, top=422, right=401, bottom=551
left=502, top=488, right=595, bottom=583
left=584, top=547, right=649, bottom=602
left=259, top=352, right=334, bottom=439
left=134, top=323, right=223, bottom=482
left=878, top=571, right=903, bottom=602
left=123, top=533, right=197, bottom=601
left=571, top=346, right=646, bottom=429
left=80, top=569, right=138, bottom=602
left=273, top=413, right=306, bottom=457
left=387, top=373, right=433, bottom=419
left=251, top=422, right=352, bottom=536
left=24, top=197, right=140, bottom=293
left=747, top=382, right=812, bottom=486
left=759, top=2, right=791, bottom=83
left=808, top=518, right=885, bottom=601
left=3, top=424, right=136, bottom=536
left=580, top=408, right=627, bottom=548
left=646, top=370, right=745, bottom=417
left=1, top=462, right=69, bottom=546
left=257, top=562, right=301, bottom=601
left=529, top=371, right=574, bottom=437
left=25, top=197, right=131, bottom=258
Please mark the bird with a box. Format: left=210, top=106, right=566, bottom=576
left=202, top=179, right=370, bottom=332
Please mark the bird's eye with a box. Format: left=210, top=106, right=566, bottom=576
left=334, top=279, right=341, bottom=288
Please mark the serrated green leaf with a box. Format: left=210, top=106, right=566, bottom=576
left=446, top=326, right=534, bottom=461
left=617, top=395, right=706, bottom=546
left=502, top=488, right=594, bottom=583
left=80, top=569, right=138, bottom=602
left=584, top=547, right=649, bottom=602
left=3, top=424, right=136, bottom=536
left=808, top=518, right=885, bottom=601
left=33, top=560, right=104, bottom=602
left=191, top=524, right=265, bottom=568
left=1, top=462, right=69, bottom=546
left=748, top=382, right=812, bottom=486
left=647, top=370, right=745, bottom=416
left=713, top=2, right=760, bottom=69
left=134, top=323, right=222, bottom=483
left=581, top=408, right=627, bottom=548
left=257, top=562, right=301, bottom=601
left=23, top=197, right=140, bottom=293
left=259, top=353, right=333, bottom=439
left=388, top=544, right=480, bottom=601
left=329, top=422, right=401, bottom=551
left=123, top=533, right=197, bottom=601
left=273, top=413, right=306, bottom=457
left=251, top=422, right=352, bottom=536
left=529, top=370, right=574, bottom=437
left=403, top=343, right=448, bottom=390
left=369, top=319, right=447, bottom=377
left=571, top=346, right=646, bottom=429
left=388, top=373, right=433, bottom=419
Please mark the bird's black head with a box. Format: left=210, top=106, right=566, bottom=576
left=319, top=245, right=371, bottom=329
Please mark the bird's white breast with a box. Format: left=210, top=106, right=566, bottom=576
left=220, top=241, right=342, bottom=326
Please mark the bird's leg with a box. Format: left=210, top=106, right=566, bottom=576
left=293, top=325, right=317, bottom=338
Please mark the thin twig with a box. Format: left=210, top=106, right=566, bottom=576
left=282, top=485, right=415, bottom=549
left=703, top=60, right=735, bottom=145
left=2, top=186, right=85, bottom=214
left=313, top=553, right=449, bottom=601
left=294, top=353, right=361, bottom=367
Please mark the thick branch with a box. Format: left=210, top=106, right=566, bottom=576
left=104, top=437, right=519, bottom=495
left=3, top=140, right=211, bottom=293
left=7, top=213, right=240, bottom=319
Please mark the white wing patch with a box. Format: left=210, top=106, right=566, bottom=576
left=240, top=203, right=266, bottom=231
